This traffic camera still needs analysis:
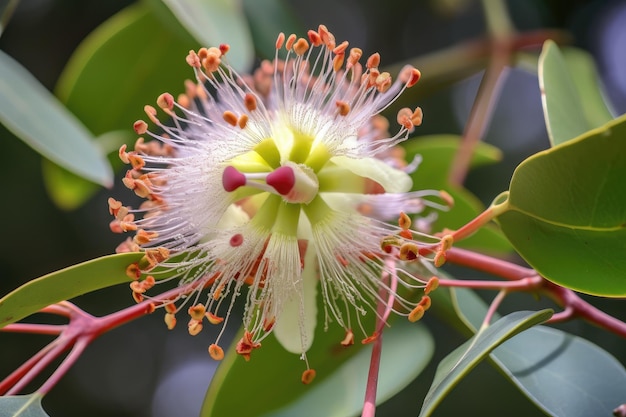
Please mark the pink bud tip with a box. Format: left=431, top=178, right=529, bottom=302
left=222, top=166, right=246, bottom=192
left=266, top=166, right=295, bottom=195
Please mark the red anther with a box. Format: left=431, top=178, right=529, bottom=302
left=307, top=30, right=322, bottom=46
left=336, top=100, right=350, bottom=116
left=406, top=67, right=421, bottom=88
left=366, top=52, right=380, bottom=69
left=244, top=93, right=257, bottom=111
left=361, top=332, right=379, bottom=344
left=230, top=233, right=244, bottom=247
left=157, top=93, right=174, bottom=111
left=133, top=120, right=148, bottom=135
left=222, top=166, right=247, bottom=192
left=285, top=34, right=297, bottom=50
left=219, top=44, right=230, bottom=56
left=266, top=165, right=295, bottom=195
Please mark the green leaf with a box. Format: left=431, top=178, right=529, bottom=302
left=0, top=394, right=48, bottom=417
left=202, top=291, right=432, bottom=417
left=42, top=130, right=133, bottom=210
left=0, top=253, right=142, bottom=329
left=55, top=3, right=199, bottom=136
left=259, top=321, right=434, bottom=417
left=453, top=288, right=626, bottom=417
left=496, top=114, right=626, bottom=296
left=562, top=48, right=614, bottom=127
left=538, top=40, right=593, bottom=147
left=0, top=50, right=112, bottom=187
left=418, top=309, right=552, bottom=417
left=404, top=135, right=510, bottom=252
left=159, top=0, right=253, bottom=72
left=242, top=0, right=303, bottom=59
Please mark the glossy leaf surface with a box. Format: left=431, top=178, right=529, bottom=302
left=419, top=309, right=552, bottom=416
left=497, top=114, right=626, bottom=296
left=55, top=3, right=198, bottom=136
left=0, top=253, right=142, bottom=328
left=0, top=50, right=112, bottom=187
left=0, top=394, right=48, bottom=417
left=453, top=287, right=626, bottom=417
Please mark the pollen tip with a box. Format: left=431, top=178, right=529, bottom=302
left=301, top=369, right=316, bottom=385
left=222, top=166, right=246, bottom=192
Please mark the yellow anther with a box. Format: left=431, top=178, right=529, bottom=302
left=301, top=369, right=316, bottom=385
left=399, top=242, right=420, bottom=261
left=434, top=250, right=447, bottom=267
left=398, top=212, right=411, bottom=230
left=208, top=344, right=225, bottom=361
left=441, top=234, right=454, bottom=251
left=332, top=53, right=344, bottom=72
left=293, top=38, right=309, bottom=56
left=164, top=313, right=177, bottom=330
left=188, top=319, right=203, bottom=336
left=408, top=305, right=425, bottom=322
left=375, top=72, right=392, bottom=93
left=188, top=304, right=206, bottom=321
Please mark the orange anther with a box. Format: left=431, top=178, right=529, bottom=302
left=165, top=303, right=177, bottom=314
left=440, top=234, right=454, bottom=251
left=408, top=305, right=425, bottom=322
left=397, top=107, right=414, bottom=130
left=208, top=344, right=225, bottom=361
left=108, top=197, right=123, bottom=216
left=411, top=107, right=424, bottom=127
left=238, top=114, right=249, bottom=129
left=223, top=110, right=238, bottom=126
left=399, top=242, right=419, bottom=261
left=206, top=312, right=224, bottom=325
left=276, top=32, right=285, bottom=49
left=333, top=40, right=349, bottom=55
left=130, top=281, right=145, bottom=294
left=348, top=48, right=362, bottom=67
left=366, top=52, right=380, bottom=69
left=424, top=276, right=439, bottom=295
left=293, top=38, right=309, bottom=56
left=186, top=50, right=201, bottom=68
left=133, top=120, right=148, bottom=135
left=398, top=212, right=411, bottom=230
left=341, top=329, right=354, bottom=347
left=188, top=304, right=207, bottom=321
left=126, top=263, right=141, bottom=280
left=244, top=93, right=257, bottom=112
left=144, top=105, right=159, bottom=124
left=336, top=100, right=350, bottom=116
left=285, top=34, right=297, bottom=50
left=307, top=30, right=322, bottom=46
left=188, top=319, right=203, bottom=336
left=146, top=303, right=156, bottom=314
left=128, top=153, right=145, bottom=170
left=399, top=229, right=413, bottom=240
left=132, top=292, right=143, bottom=303
left=361, top=333, right=379, bottom=344
left=332, top=53, right=344, bottom=72
left=164, top=313, right=177, bottom=330
left=419, top=295, right=432, bottom=311
left=157, top=93, right=174, bottom=111
left=301, top=369, right=316, bottom=385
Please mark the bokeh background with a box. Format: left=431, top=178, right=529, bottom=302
left=1, top=0, right=626, bottom=416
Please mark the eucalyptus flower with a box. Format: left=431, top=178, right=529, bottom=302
left=109, top=25, right=449, bottom=383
